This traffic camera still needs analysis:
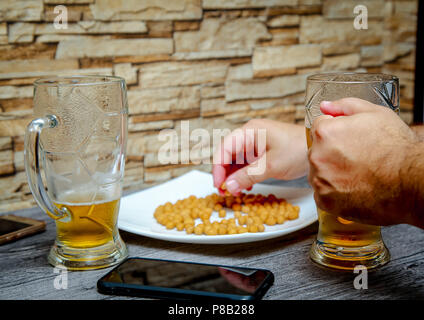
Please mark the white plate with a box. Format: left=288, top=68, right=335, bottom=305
left=118, top=170, right=317, bottom=244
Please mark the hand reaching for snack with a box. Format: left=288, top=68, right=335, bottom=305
left=212, top=119, right=308, bottom=196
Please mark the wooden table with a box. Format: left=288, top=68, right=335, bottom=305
left=1, top=177, right=423, bottom=300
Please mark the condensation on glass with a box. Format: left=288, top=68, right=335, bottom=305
left=25, top=76, right=129, bottom=270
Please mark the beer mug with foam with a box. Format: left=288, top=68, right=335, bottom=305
left=24, top=76, right=128, bottom=270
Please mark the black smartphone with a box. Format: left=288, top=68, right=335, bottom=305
left=0, top=215, right=46, bottom=245
left=97, top=257, right=274, bottom=300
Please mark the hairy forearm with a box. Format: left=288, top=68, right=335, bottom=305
left=402, top=141, right=424, bottom=229
left=410, top=125, right=424, bottom=141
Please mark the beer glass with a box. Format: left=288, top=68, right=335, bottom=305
left=305, top=72, right=398, bottom=270
left=24, top=76, right=128, bottom=270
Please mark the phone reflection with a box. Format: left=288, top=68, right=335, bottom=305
left=104, top=258, right=269, bottom=295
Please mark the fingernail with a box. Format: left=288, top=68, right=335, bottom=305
left=226, top=179, right=240, bottom=194
left=321, top=101, right=333, bottom=108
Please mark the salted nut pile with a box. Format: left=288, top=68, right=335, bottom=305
left=153, top=183, right=300, bottom=236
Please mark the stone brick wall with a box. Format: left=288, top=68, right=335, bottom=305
left=0, top=0, right=417, bottom=212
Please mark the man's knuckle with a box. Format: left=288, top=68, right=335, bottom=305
left=313, top=120, right=329, bottom=140
left=308, top=150, right=320, bottom=168
left=312, top=176, right=324, bottom=191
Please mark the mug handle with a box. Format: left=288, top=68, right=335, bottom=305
left=24, top=115, right=71, bottom=222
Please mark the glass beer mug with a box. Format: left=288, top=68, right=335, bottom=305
left=305, top=72, right=398, bottom=270
left=24, top=76, right=128, bottom=270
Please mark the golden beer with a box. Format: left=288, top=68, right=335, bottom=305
left=55, top=195, right=120, bottom=248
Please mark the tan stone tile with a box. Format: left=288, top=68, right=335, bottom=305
left=361, top=45, right=384, bottom=67
left=259, top=28, right=299, bottom=46
left=128, top=86, right=200, bottom=115
left=113, top=63, right=137, bottom=85
left=0, top=86, right=33, bottom=100
left=35, top=21, right=147, bottom=35
left=203, top=0, right=297, bottom=9
left=227, top=64, right=253, bottom=81
left=8, top=23, right=35, bottom=43
left=90, top=0, right=202, bottom=21
left=146, top=21, right=172, bottom=37
left=201, top=85, right=225, bottom=99
left=224, top=105, right=296, bottom=124
left=127, top=133, right=145, bottom=158
left=201, top=98, right=249, bottom=117
left=138, top=61, right=229, bottom=89
left=0, top=59, right=78, bottom=77
left=0, top=137, right=12, bottom=151
left=0, top=150, right=13, bottom=175
left=130, top=110, right=200, bottom=124
left=323, top=0, right=385, bottom=19
left=225, top=74, right=308, bottom=102
left=0, top=23, right=6, bottom=35
left=253, top=44, right=321, bottom=77
left=0, top=118, right=31, bottom=137
left=56, top=38, right=173, bottom=59
left=129, top=120, right=173, bottom=133
left=267, top=15, right=300, bottom=27
left=322, top=43, right=360, bottom=56
left=322, top=53, right=361, bottom=71
left=144, top=169, right=171, bottom=183
left=300, top=16, right=383, bottom=45
left=383, top=42, right=414, bottom=63
left=13, top=150, right=24, bottom=172
left=174, top=18, right=271, bottom=59
left=44, top=0, right=94, bottom=3
left=0, top=0, right=43, bottom=22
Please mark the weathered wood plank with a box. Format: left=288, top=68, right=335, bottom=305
left=0, top=177, right=423, bottom=300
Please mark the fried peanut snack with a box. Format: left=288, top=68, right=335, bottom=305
left=153, top=187, right=300, bottom=235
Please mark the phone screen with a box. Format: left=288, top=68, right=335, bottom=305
left=100, top=258, right=272, bottom=297
left=0, top=218, right=31, bottom=236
